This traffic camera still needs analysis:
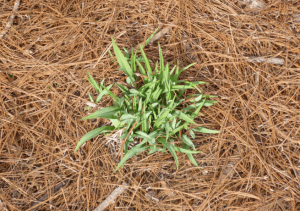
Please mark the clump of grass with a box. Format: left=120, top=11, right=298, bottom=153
left=75, top=31, right=219, bottom=171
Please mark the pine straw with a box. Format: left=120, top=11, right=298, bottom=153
left=0, top=0, right=300, bottom=210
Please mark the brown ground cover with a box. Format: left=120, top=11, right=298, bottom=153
left=1, top=0, right=300, bottom=210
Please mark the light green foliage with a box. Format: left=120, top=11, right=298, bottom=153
left=75, top=29, right=219, bottom=171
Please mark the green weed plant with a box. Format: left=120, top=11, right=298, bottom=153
left=75, top=30, right=219, bottom=171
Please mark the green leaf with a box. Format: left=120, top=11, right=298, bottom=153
left=170, top=123, right=187, bottom=136
left=130, top=89, right=145, bottom=97
left=158, top=43, right=164, bottom=74
left=142, top=102, right=149, bottom=132
left=139, top=45, right=152, bottom=79
left=88, top=92, right=94, bottom=103
left=123, top=47, right=129, bottom=58
left=112, top=38, right=135, bottom=83
left=75, top=126, right=115, bottom=152
left=184, top=144, right=200, bottom=167
left=170, top=65, right=176, bottom=76
left=191, top=99, right=206, bottom=119
left=87, top=71, right=101, bottom=93
left=190, top=130, right=196, bottom=139
left=126, top=76, right=135, bottom=85
left=144, top=27, right=159, bottom=46
left=110, top=119, right=120, bottom=128
left=148, top=145, right=166, bottom=154
left=136, top=131, right=155, bottom=145
left=165, top=122, right=170, bottom=140
left=81, top=106, right=121, bottom=120
left=136, top=60, right=147, bottom=76
left=95, top=84, right=113, bottom=103
left=158, top=138, right=179, bottom=169
left=154, top=61, right=159, bottom=73
left=115, top=145, right=149, bottom=172
left=138, top=98, right=143, bottom=112
left=101, top=84, right=120, bottom=105
left=116, top=83, right=129, bottom=94
left=131, top=50, right=137, bottom=73
left=202, top=95, right=218, bottom=98
left=154, top=109, right=170, bottom=128
left=178, top=62, right=197, bottom=74
left=171, top=119, right=176, bottom=130
left=193, top=127, right=220, bottom=134
left=151, top=88, right=162, bottom=101
left=173, top=110, right=197, bottom=125
left=171, top=84, right=195, bottom=91
left=121, top=114, right=137, bottom=121
left=181, top=134, right=196, bottom=150
left=119, top=97, right=125, bottom=108
left=174, top=146, right=201, bottom=154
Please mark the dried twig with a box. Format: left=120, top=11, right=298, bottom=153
left=245, top=56, right=284, bottom=65
left=86, top=102, right=97, bottom=108
left=93, top=183, right=128, bottom=211
left=295, top=14, right=300, bottom=23
left=242, top=0, right=265, bottom=9
left=144, top=26, right=171, bottom=46
left=0, top=199, right=8, bottom=211
left=0, top=0, right=20, bottom=39
left=130, top=26, right=172, bottom=54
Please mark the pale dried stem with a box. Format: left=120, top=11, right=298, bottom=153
left=0, top=0, right=20, bottom=39
left=93, top=183, right=128, bottom=211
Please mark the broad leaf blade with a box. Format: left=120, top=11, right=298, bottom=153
left=101, top=84, right=120, bottom=105
left=158, top=138, right=179, bottom=169
left=115, top=146, right=149, bottom=172
left=81, top=106, right=121, bottom=120
left=173, top=110, right=197, bottom=125
left=112, top=38, right=135, bottom=83
left=193, top=127, right=220, bottom=134
left=75, top=126, right=115, bottom=152
left=87, top=71, right=101, bottom=93
left=184, top=144, right=200, bottom=168
left=174, top=146, right=201, bottom=154
left=139, top=45, right=152, bottom=79
left=95, top=84, right=113, bottom=103
left=181, top=134, right=196, bottom=150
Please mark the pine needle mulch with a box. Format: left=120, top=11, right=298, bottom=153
left=1, top=0, right=300, bottom=210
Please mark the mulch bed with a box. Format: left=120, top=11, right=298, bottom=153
left=1, top=0, right=300, bottom=210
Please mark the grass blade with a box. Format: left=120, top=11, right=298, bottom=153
left=115, top=145, right=149, bottom=172
left=95, top=84, right=113, bottom=103
left=139, top=45, right=152, bottom=79
left=193, top=127, right=220, bottom=134
left=184, top=144, right=200, bottom=168
left=173, top=110, right=197, bottom=125
left=87, top=71, right=101, bottom=93
left=158, top=138, right=179, bottom=169
left=75, top=126, right=115, bottom=152
left=174, top=146, right=201, bottom=154
left=81, top=106, right=121, bottom=120
left=181, top=134, right=196, bottom=150
left=112, top=38, right=134, bottom=83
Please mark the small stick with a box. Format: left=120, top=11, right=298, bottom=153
left=129, top=26, right=172, bottom=55
left=295, top=14, right=300, bottom=23
left=93, top=183, right=128, bottom=211
left=0, top=0, right=21, bottom=39
left=0, top=199, right=8, bottom=211
left=245, top=56, right=284, bottom=65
